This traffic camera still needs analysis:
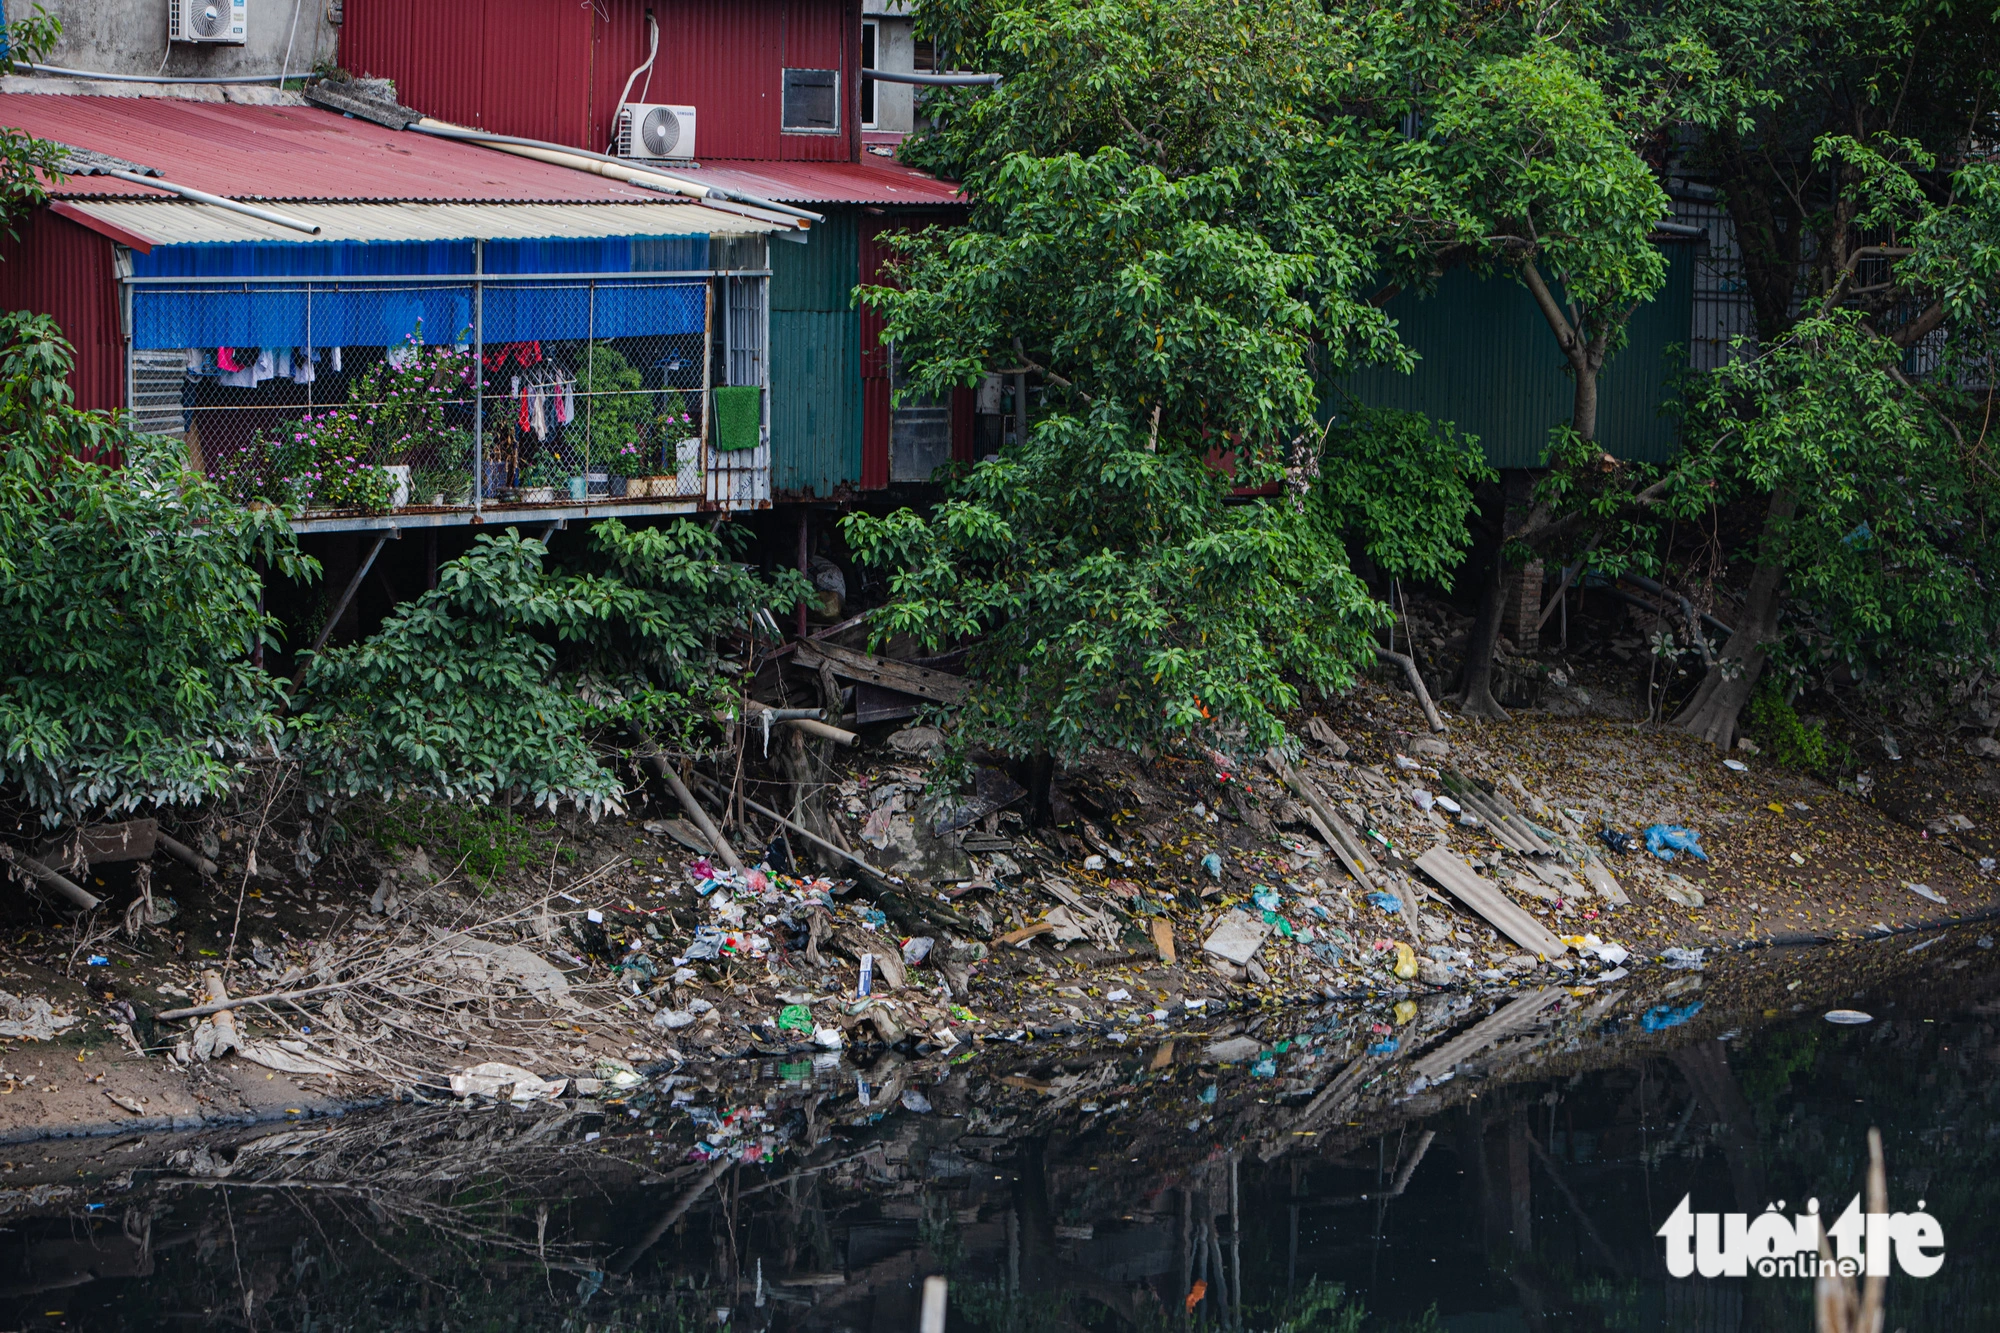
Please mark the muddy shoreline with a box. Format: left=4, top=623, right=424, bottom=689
left=5, top=674, right=2000, bottom=1145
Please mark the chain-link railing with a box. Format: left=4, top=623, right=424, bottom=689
left=130, top=274, right=755, bottom=518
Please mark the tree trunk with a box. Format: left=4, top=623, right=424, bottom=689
left=1024, top=750, right=1057, bottom=827
left=1572, top=363, right=1598, bottom=445
left=1456, top=547, right=1512, bottom=720
left=1674, top=490, right=1795, bottom=748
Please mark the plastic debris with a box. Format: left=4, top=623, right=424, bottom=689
left=858, top=954, right=875, bottom=997
left=449, top=1062, right=563, bottom=1102
left=1657, top=877, right=1705, bottom=909
left=777, top=1004, right=814, bottom=1034
left=653, top=1009, right=696, bottom=1030
left=1202, top=910, right=1273, bottom=966
left=1597, top=827, right=1636, bottom=854
left=900, top=1089, right=933, bottom=1113
left=1106, top=988, right=1130, bottom=1002
left=1083, top=854, right=1107, bottom=871
left=1643, top=824, right=1708, bottom=862
left=1723, top=758, right=1748, bottom=772
left=1660, top=947, right=1706, bottom=970
left=1390, top=941, right=1418, bottom=980
left=1562, top=934, right=1630, bottom=966
left=901, top=936, right=934, bottom=966
left=1392, top=999, right=1418, bottom=1025
left=1435, top=796, right=1462, bottom=815
left=1641, top=1001, right=1703, bottom=1031
left=1198, top=1083, right=1218, bottom=1104
left=1201, top=852, right=1224, bottom=880
left=1252, top=886, right=1283, bottom=912
left=813, top=1026, right=845, bottom=1049
left=1904, top=881, right=1946, bottom=905
left=1366, top=891, right=1404, bottom=915
left=1824, top=1009, right=1873, bottom=1025
left=1367, top=1038, right=1399, bottom=1055
left=1411, top=789, right=1436, bottom=811
left=1250, top=1052, right=1278, bottom=1078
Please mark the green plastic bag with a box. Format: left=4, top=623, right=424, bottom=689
left=777, top=1003, right=814, bottom=1033
left=712, top=385, right=762, bottom=452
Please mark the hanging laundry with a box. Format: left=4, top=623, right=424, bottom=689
left=481, top=340, right=543, bottom=372
left=218, top=348, right=277, bottom=390
left=216, top=346, right=245, bottom=373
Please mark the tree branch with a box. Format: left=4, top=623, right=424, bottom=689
left=1515, top=259, right=1584, bottom=368
left=1012, top=337, right=1091, bottom=403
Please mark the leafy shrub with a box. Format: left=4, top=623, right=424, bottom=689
left=0, top=312, right=315, bottom=828
left=1747, top=682, right=1836, bottom=774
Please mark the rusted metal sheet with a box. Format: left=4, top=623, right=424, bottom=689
left=0, top=207, right=121, bottom=414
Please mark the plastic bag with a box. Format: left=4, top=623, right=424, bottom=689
left=1644, top=824, right=1708, bottom=862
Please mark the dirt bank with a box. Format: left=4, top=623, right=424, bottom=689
left=3, top=666, right=1996, bottom=1144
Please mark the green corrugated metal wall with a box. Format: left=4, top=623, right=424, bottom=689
left=1335, top=242, right=1695, bottom=468
left=770, top=209, right=864, bottom=497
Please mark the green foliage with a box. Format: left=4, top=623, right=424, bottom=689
left=1432, top=44, right=1670, bottom=320
left=0, top=313, right=315, bottom=828
left=846, top=408, right=1385, bottom=765
left=353, top=797, right=554, bottom=887
left=0, top=7, right=65, bottom=241
left=1316, top=405, right=1493, bottom=584
left=1747, top=681, right=1836, bottom=775
left=291, top=520, right=806, bottom=814
left=1685, top=307, right=2000, bottom=686
left=290, top=532, right=622, bottom=815
left=575, top=342, right=656, bottom=473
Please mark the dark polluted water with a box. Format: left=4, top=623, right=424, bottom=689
left=5, top=929, right=1999, bottom=1332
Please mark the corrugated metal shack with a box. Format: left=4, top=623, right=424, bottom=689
left=1337, top=242, right=1697, bottom=468
left=341, top=0, right=976, bottom=503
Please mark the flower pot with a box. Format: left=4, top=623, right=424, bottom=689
left=384, top=463, right=413, bottom=508
left=609, top=475, right=628, bottom=498
left=567, top=475, right=588, bottom=502
left=586, top=470, right=612, bottom=497
left=521, top=485, right=560, bottom=504
left=481, top=461, right=510, bottom=499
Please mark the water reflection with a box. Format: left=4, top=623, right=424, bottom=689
left=5, top=929, right=1998, bottom=1331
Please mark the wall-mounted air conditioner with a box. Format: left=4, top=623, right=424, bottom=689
left=170, top=0, right=247, bottom=44
left=615, top=103, right=698, bottom=161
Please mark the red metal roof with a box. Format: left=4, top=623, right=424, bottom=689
left=0, top=92, right=962, bottom=210
left=0, top=94, right=672, bottom=204
left=661, top=158, right=964, bottom=206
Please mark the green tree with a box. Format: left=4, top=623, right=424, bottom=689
left=851, top=0, right=1486, bottom=785
left=1597, top=0, right=2000, bottom=743
left=0, top=314, right=314, bottom=830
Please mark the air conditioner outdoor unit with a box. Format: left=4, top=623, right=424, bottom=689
left=616, top=103, right=698, bottom=161
left=170, top=0, right=247, bottom=43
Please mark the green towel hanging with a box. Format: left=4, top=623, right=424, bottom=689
left=712, top=386, right=762, bottom=452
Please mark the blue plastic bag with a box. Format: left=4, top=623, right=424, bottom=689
left=1365, top=891, right=1403, bottom=914
left=1641, top=1000, right=1704, bottom=1031
left=1644, top=824, right=1708, bottom=862
left=1252, top=886, right=1282, bottom=912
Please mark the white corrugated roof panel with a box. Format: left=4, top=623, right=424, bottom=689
left=62, top=198, right=787, bottom=247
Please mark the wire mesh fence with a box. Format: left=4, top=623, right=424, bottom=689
left=130, top=275, right=764, bottom=518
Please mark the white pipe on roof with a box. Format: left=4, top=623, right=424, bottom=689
left=23, top=62, right=292, bottom=86
left=406, top=118, right=823, bottom=225
left=100, top=168, right=321, bottom=234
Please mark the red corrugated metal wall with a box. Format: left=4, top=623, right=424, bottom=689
left=346, top=0, right=857, bottom=162
left=345, top=0, right=595, bottom=146
left=858, top=215, right=895, bottom=488
left=0, top=208, right=122, bottom=415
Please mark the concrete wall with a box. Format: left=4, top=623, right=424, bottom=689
left=861, top=4, right=913, bottom=133
left=16, top=0, right=340, bottom=81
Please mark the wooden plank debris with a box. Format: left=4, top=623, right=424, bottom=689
left=1414, top=847, right=1570, bottom=958
left=794, top=641, right=969, bottom=704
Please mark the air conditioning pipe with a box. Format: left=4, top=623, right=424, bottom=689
left=864, top=69, right=1002, bottom=86
left=405, top=118, right=824, bottom=225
